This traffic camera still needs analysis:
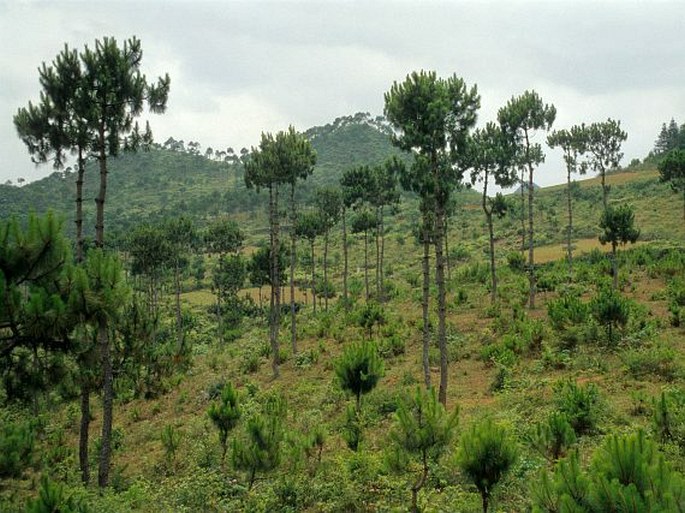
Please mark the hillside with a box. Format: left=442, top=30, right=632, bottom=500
left=3, top=114, right=685, bottom=512
left=0, top=113, right=407, bottom=242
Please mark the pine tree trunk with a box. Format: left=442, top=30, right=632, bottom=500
left=269, top=185, right=280, bottom=378
left=95, top=125, right=107, bottom=248
left=311, top=240, right=317, bottom=315
left=601, top=168, right=608, bottom=211
left=566, top=167, right=573, bottom=279
left=487, top=211, right=497, bottom=304
left=612, top=242, right=618, bottom=290
left=422, top=211, right=431, bottom=389
left=97, top=316, right=113, bottom=488
left=380, top=206, right=385, bottom=303
left=174, top=262, right=183, bottom=352
left=482, top=173, right=497, bottom=304
left=323, top=230, right=329, bottom=312
left=482, top=491, right=489, bottom=513
left=526, top=131, right=536, bottom=310
left=364, top=231, right=369, bottom=302
left=76, top=147, right=90, bottom=485
left=290, top=183, right=297, bottom=354
left=79, top=384, right=90, bottom=484
left=375, top=209, right=381, bottom=301
left=520, top=168, right=526, bottom=254
left=342, top=208, right=348, bottom=305
left=434, top=199, right=448, bottom=407
left=444, top=216, right=451, bottom=283
left=75, top=148, right=85, bottom=263
left=95, top=125, right=114, bottom=488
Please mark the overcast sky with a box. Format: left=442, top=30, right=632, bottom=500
left=1, top=0, right=684, bottom=189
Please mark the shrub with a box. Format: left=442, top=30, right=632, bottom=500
left=387, top=387, right=459, bottom=512
left=231, top=394, right=286, bottom=490
left=590, top=287, right=630, bottom=345
left=294, top=349, right=319, bottom=369
left=652, top=389, right=685, bottom=447
left=341, top=404, right=363, bottom=452
left=547, top=292, right=589, bottom=332
left=355, top=301, right=386, bottom=338
left=239, top=351, right=261, bottom=374
left=24, top=477, right=89, bottom=513
left=334, top=341, right=384, bottom=411
left=457, top=418, right=518, bottom=513
left=507, top=252, right=525, bottom=272
left=160, top=424, right=182, bottom=471
left=207, top=383, right=241, bottom=465
left=623, top=344, right=682, bottom=382
left=553, top=380, right=601, bottom=436
left=527, top=411, right=576, bottom=462
left=378, top=334, right=406, bottom=358
left=532, top=431, right=685, bottom=512
left=0, top=418, right=34, bottom=479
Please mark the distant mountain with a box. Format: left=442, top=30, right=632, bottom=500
left=0, top=113, right=405, bottom=242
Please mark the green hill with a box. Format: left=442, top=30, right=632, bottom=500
left=0, top=113, right=408, bottom=243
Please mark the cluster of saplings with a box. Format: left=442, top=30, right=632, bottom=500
left=4, top=34, right=685, bottom=512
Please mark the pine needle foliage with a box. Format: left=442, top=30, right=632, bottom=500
left=528, top=411, right=577, bottom=462
left=388, top=387, right=459, bottom=512
left=207, top=383, right=241, bottom=465
left=533, top=430, right=685, bottom=512
left=334, top=340, right=384, bottom=411
left=231, top=394, right=286, bottom=490
left=457, top=418, right=518, bottom=513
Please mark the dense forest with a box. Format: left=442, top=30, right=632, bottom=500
left=2, top=37, right=685, bottom=513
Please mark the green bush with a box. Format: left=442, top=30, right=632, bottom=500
left=533, top=430, right=685, bottom=512
left=25, top=477, right=89, bottom=513
left=652, top=389, right=685, bottom=447
left=457, top=418, right=518, bottom=513
left=0, top=418, right=34, bottom=478
left=547, top=292, right=589, bottom=332
left=160, top=424, right=182, bottom=470
left=623, top=344, right=682, bottom=382
left=341, top=404, right=363, bottom=452
left=294, top=348, right=319, bottom=369
left=553, top=380, right=601, bottom=436
left=239, top=351, right=261, bottom=374
left=378, top=334, right=406, bottom=358
left=231, top=394, right=286, bottom=490
left=387, top=387, right=458, bottom=512
left=207, top=383, right=241, bottom=464
left=334, top=340, right=384, bottom=410
left=507, top=252, right=525, bottom=272
left=354, top=301, right=386, bottom=337
left=527, top=411, right=576, bottom=462
left=590, top=287, right=630, bottom=345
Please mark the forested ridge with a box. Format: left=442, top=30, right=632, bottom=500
left=3, top=38, right=685, bottom=513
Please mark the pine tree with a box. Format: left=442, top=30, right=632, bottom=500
left=334, top=340, right=384, bottom=411
left=658, top=148, right=685, bottom=221
left=547, top=125, right=588, bottom=278
left=385, top=71, right=479, bottom=406
left=388, top=387, right=459, bottom=512
left=457, top=418, right=518, bottom=513
left=585, top=119, right=627, bottom=211
left=208, top=383, right=241, bottom=465
left=598, top=204, right=639, bottom=290
left=245, top=127, right=315, bottom=376
left=498, top=91, right=556, bottom=310
left=469, top=122, right=517, bottom=303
